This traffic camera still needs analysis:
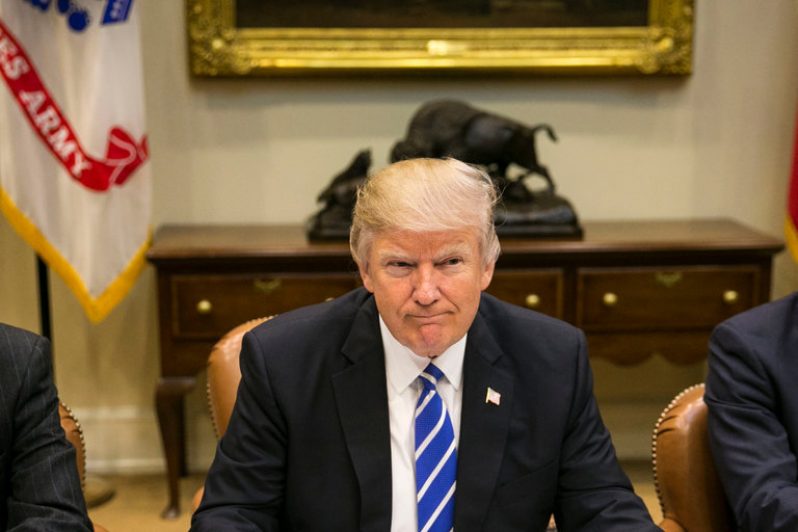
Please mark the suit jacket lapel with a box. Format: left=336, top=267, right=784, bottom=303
left=332, top=297, right=393, bottom=532
left=455, top=310, right=514, bottom=530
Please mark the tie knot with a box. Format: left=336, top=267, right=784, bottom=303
left=420, top=363, right=445, bottom=390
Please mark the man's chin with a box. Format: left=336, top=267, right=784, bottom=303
left=413, top=332, right=449, bottom=358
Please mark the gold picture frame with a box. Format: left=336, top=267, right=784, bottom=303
left=187, top=0, right=694, bottom=77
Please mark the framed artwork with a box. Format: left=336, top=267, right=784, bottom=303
left=186, top=0, right=693, bottom=77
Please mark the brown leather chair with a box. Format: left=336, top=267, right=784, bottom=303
left=192, top=317, right=272, bottom=511
left=652, top=383, right=734, bottom=532
left=59, top=401, right=109, bottom=532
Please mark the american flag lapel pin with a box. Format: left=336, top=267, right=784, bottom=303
left=485, top=387, right=501, bottom=406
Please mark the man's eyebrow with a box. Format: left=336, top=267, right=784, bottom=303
left=375, top=248, right=411, bottom=261
left=374, top=240, right=471, bottom=261
left=435, top=242, right=470, bottom=258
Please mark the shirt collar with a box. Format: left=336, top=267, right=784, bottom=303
left=379, top=315, right=465, bottom=395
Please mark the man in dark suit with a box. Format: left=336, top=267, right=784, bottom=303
left=192, top=158, right=657, bottom=531
left=0, top=323, right=92, bottom=531
left=706, top=291, right=798, bottom=530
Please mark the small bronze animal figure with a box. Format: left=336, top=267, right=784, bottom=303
left=390, top=100, right=558, bottom=192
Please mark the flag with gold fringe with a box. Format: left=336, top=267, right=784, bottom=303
left=0, top=0, right=150, bottom=322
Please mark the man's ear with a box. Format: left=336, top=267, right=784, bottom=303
left=357, top=260, right=374, bottom=293
left=480, top=260, right=495, bottom=291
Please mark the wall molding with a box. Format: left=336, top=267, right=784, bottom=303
left=600, top=400, right=664, bottom=461
left=72, top=405, right=215, bottom=474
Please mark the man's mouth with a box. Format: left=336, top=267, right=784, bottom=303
left=409, top=313, right=447, bottom=322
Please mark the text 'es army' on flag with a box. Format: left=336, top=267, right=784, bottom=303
left=0, top=0, right=150, bottom=322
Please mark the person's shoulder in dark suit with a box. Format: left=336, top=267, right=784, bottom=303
left=705, top=292, right=798, bottom=531
left=244, top=286, right=373, bottom=364
left=0, top=323, right=92, bottom=531
left=477, top=291, right=583, bottom=355
left=714, top=291, right=797, bottom=350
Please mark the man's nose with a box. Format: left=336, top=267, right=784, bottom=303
left=413, top=265, right=440, bottom=305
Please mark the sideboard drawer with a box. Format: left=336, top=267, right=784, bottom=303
left=488, top=270, right=563, bottom=318
left=576, top=266, right=760, bottom=331
left=171, top=273, right=359, bottom=340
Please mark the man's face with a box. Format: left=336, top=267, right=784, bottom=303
left=358, top=228, right=495, bottom=357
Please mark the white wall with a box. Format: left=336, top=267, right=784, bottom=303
left=2, top=0, right=798, bottom=471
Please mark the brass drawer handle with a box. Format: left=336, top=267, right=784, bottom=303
left=602, top=292, right=618, bottom=307
left=722, top=290, right=739, bottom=305
left=525, top=294, right=541, bottom=309
left=254, top=278, right=282, bottom=295
left=196, top=299, right=213, bottom=314
left=655, top=272, right=683, bottom=288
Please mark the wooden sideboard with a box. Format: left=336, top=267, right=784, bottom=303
left=147, top=219, right=783, bottom=517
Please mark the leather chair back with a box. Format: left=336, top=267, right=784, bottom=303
left=652, top=383, right=733, bottom=532
left=59, top=401, right=86, bottom=490
left=59, top=401, right=109, bottom=532
left=206, top=317, right=272, bottom=438
left=193, top=316, right=272, bottom=512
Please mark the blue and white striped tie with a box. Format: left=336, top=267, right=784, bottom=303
left=415, top=363, right=457, bottom=532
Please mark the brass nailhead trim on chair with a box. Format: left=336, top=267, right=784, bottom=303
left=651, top=383, right=704, bottom=517
left=59, top=400, right=87, bottom=491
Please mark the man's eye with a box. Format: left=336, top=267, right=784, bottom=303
left=442, top=258, right=462, bottom=266
left=388, top=261, right=412, bottom=268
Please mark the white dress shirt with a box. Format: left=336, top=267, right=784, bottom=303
left=379, top=316, right=465, bottom=532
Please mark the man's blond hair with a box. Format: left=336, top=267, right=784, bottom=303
left=350, top=158, right=500, bottom=267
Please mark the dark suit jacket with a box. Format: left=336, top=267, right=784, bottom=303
left=706, top=291, right=798, bottom=531
left=192, top=288, right=656, bottom=531
left=0, top=323, right=92, bottom=531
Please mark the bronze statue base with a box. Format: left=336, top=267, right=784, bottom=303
left=306, top=205, right=352, bottom=241
left=495, top=190, right=582, bottom=238
left=306, top=191, right=582, bottom=241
